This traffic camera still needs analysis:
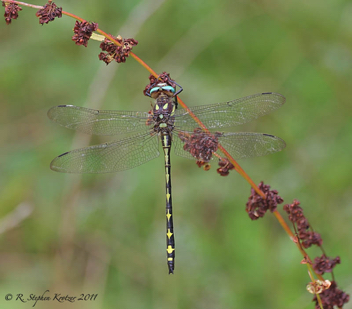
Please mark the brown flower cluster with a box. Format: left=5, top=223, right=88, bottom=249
left=313, top=254, right=341, bottom=275
left=98, top=35, right=138, bottom=64
left=143, top=72, right=176, bottom=96
left=313, top=281, right=349, bottom=309
left=246, top=181, right=284, bottom=220
left=36, top=1, right=62, bottom=24
left=178, top=128, right=220, bottom=162
left=3, top=2, right=22, bottom=25
left=72, top=20, right=98, bottom=47
left=283, top=199, right=322, bottom=248
left=217, top=158, right=235, bottom=176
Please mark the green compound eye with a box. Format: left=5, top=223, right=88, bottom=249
left=161, top=86, right=175, bottom=93
left=150, top=87, right=161, bottom=94
left=150, top=86, right=175, bottom=94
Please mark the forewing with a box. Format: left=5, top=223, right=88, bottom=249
left=50, top=133, right=159, bottom=173
left=48, top=105, right=152, bottom=135
left=174, top=92, right=285, bottom=130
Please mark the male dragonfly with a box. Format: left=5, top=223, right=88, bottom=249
left=48, top=82, right=286, bottom=274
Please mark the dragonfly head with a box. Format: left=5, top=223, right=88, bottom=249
left=147, top=83, right=176, bottom=99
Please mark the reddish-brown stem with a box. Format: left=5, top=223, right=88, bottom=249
left=61, top=10, right=85, bottom=23
left=95, top=28, right=121, bottom=46
left=273, top=210, right=314, bottom=262
left=273, top=210, right=294, bottom=238
left=218, top=144, right=265, bottom=197
left=2, top=0, right=41, bottom=8
left=130, top=52, right=158, bottom=78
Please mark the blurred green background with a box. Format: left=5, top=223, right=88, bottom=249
left=1, top=0, right=351, bottom=308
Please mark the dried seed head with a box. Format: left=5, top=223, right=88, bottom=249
left=72, top=20, right=98, bottom=47
left=283, top=199, right=323, bottom=248
left=98, top=34, right=138, bottom=65
left=196, top=161, right=204, bottom=168
left=36, top=1, right=62, bottom=24
left=307, top=280, right=331, bottom=294
left=312, top=255, right=341, bottom=275
left=196, top=161, right=211, bottom=171
left=217, top=158, right=235, bottom=176
left=203, top=163, right=211, bottom=171
left=3, top=2, right=22, bottom=25
left=312, top=281, right=349, bottom=309
left=283, top=199, right=304, bottom=222
left=178, top=128, right=220, bottom=162
left=301, top=231, right=323, bottom=248
left=246, top=181, right=284, bottom=220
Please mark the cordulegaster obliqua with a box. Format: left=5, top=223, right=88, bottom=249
left=48, top=80, right=286, bottom=274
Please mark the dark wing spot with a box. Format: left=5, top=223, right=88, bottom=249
left=58, top=105, right=67, bottom=107
left=261, top=92, right=273, bottom=95
left=58, top=151, right=69, bottom=157
left=263, top=133, right=275, bottom=137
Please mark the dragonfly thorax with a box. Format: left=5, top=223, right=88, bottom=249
left=152, top=94, right=176, bottom=133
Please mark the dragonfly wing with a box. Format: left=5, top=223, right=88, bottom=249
left=218, top=132, right=286, bottom=159
left=174, top=92, right=285, bottom=130
left=50, top=132, right=160, bottom=173
left=48, top=105, right=152, bottom=135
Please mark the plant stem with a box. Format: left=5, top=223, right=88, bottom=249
left=2, top=0, right=42, bottom=8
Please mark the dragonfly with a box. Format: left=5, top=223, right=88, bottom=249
left=48, top=82, right=286, bottom=274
